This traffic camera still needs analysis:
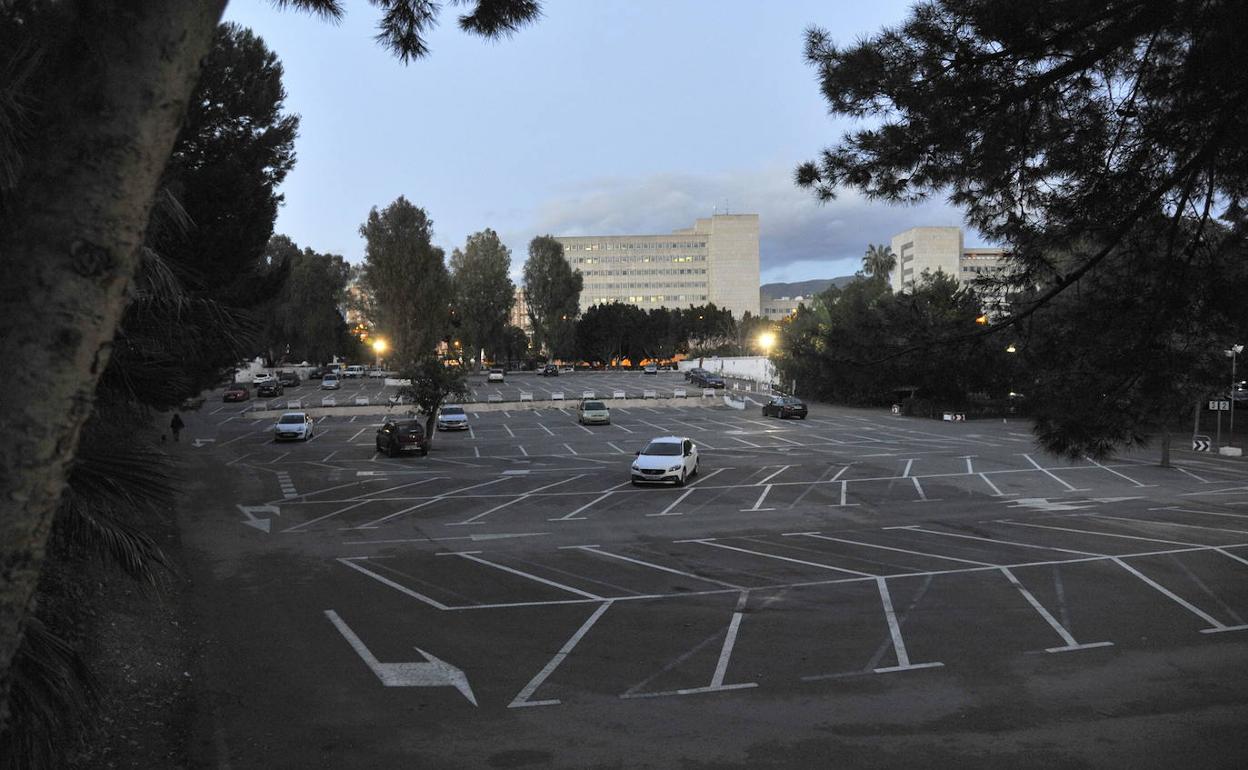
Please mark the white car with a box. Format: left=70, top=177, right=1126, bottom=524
left=631, top=436, right=698, bottom=486
left=344, top=364, right=365, bottom=378
left=436, top=404, right=470, bottom=431
left=320, top=374, right=341, bottom=390
left=487, top=369, right=505, bottom=383
left=643, top=364, right=658, bottom=375
left=253, top=372, right=274, bottom=384
left=273, top=411, right=314, bottom=441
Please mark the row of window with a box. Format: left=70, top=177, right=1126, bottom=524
left=588, top=294, right=709, bottom=305
left=564, top=241, right=707, bottom=252
left=581, top=268, right=707, bottom=277
left=573, top=255, right=706, bottom=265
left=584, top=281, right=707, bottom=289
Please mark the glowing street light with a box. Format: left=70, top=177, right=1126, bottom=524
left=372, top=338, right=387, bottom=355
left=758, top=330, right=777, bottom=353
left=1005, top=343, right=1017, bottom=353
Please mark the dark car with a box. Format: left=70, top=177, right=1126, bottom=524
left=223, top=384, right=250, bottom=402
left=762, top=395, right=808, bottom=419
left=702, top=374, right=725, bottom=389
left=256, top=381, right=284, bottom=398
left=376, top=418, right=429, bottom=457
left=307, top=367, right=324, bottom=380
left=540, top=364, right=560, bottom=377
left=685, top=367, right=706, bottom=382
left=277, top=370, right=301, bottom=387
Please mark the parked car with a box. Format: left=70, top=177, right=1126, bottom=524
left=487, top=369, right=505, bottom=383
left=631, top=436, right=699, bottom=486
left=223, top=384, right=250, bottom=402
left=256, top=381, right=284, bottom=397
left=367, top=367, right=387, bottom=378
left=762, top=395, right=808, bottom=420
left=320, top=374, right=341, bottom=390
left=702, top=374, right=725, bottom=389
left=376, top=418, right=429, bottom=457
left=253, top=372, right=274, bottom=385
left=344, top=364, right=365, bottom=378
left=307, top=367, right=324, bottom=380
left=277, top=370, right=301, bottom=387
left=180, top=395, right=206, bottom=411
left=684, top=367, right=705, bottom=382
left=577, top=400, right=611, bottom=425
left=436, top=404, right=470, bottom=431
left=643, top=364, right=658, bottom=375
left=539, top=364, right=560, bottom=377
left=273, top=411, right=314, bottom=441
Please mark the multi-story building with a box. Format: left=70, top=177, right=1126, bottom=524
left=889, top=227, right=1010, bottom=299
left=508, top=286, right=531, bottom=337
left=761, top=295, right=809, bottom=320
left=555, top=214, right=760, bottom=319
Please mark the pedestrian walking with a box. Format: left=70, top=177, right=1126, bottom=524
left=170, top=412, right=185, bottom=443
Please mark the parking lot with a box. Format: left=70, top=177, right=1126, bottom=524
left=176, top=389, right=1248, bottom=768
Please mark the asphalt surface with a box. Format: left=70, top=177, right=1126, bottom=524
left=174, top=387, right=1248, bottom=768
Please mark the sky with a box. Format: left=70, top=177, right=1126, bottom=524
left=223, top=0, right=984, bottom=285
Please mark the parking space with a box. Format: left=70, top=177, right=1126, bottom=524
left=176, top=396, right=1248, bottom=766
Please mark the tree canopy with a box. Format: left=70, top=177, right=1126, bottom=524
left=449, top=229, right=515, bottom=370
left=523, top=236, right=583, bottom=358
left=797, top=0, right=1248, bottom=456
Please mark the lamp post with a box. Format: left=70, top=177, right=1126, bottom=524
left=758, top=330, right=777, bottom=392
left=1228, top=344, right=1244, bottom=447
left=372, top=337, right=387, bottom=369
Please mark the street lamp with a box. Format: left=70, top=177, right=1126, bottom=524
left=1228, top=344, right=1244, bottom=446
left=758, top=331, right=777, bottom=391
left=372, top=337, right=387, bottom=368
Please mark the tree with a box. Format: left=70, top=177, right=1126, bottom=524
left=577, top=303, right=645, bottom=366
left=493, top=325, right=531, bottom=368
left=0, top=0, right=542, bottom=735
left=523, top=236, right=583, bottom=359
left=862, top=244, right=896, bottom=280
left=797, top=0, right=1248, bottom=456
left=262, top=235, right=353, bottom=365
left=395, top=356, right=471, bottom=450
left=359, top=197, right=451, bottom=366
left=449, top=229, right=515, bottom=370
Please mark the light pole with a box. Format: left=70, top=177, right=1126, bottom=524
left=758, top=330, right=777, bottom=392
left=1228, top=344, right=1243, bottom=446
left=372, top=337, right=387, bottom=369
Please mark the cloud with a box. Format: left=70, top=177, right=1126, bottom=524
left=508, top=166, right=984, bottom=283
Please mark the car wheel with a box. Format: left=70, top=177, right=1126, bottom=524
left=630, top=479, right=640, bottom=487
left=675, top=470, right=686, bottom=487
left=387, top=443, right=398, bottom=458
left=420, top=448, right=428, bottom=457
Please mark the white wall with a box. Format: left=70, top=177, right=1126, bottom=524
left=679, top=356, right=772, bottom=383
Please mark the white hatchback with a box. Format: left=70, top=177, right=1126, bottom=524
left=487, top=369, right=505, bottom=383
left=273, top=411, right=314, bottom=441
left=320, top=374, right=340, bottom=390
left=631, top=436, right=698, bottom=486
left=436, top=404, right=470, bottom=431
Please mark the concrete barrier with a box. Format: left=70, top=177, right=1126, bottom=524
left=643, top=389, right=657, bottom=399
left=355, top=396, right=369, bottom=406
left=613, top=390, right=626, bottom=399
left=246, top=395, right=728, bottom=419
left=520, top=392, right=533, bottom=402
left=488, top=394, right=503, bottom=403
left=552, top=392, right=564, bottom=401
left=674, top=388, right=686, bottom=397
left=582, top=390, right=595, bottom=399
left=703, top=389, right=715, bottom=397
left=321, top=397, right=336, bottom=407
left=287, top=400, right=301, bottom=409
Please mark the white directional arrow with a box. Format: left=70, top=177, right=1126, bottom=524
left=192, top=438, right=216, bottom=448
left=237, top=504, right=280, bottom=533
left=324, top=610, right=477, bottom=706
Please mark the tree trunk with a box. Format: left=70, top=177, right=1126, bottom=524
left=0, top=0, right=226, bottom=731
left=424, top=413, right=438, bottom=450
left=1160, top=429, right=1171, bottom=468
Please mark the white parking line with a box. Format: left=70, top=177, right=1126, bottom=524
left=551, top=491, right=614, bottom=521
left=685, top=539, right=873, bottom=577
left=572, top=547, right=742, bottom=588
left=509, top=601, right=613, bottom=708
left=787, top=532, right=995, bottom=566
left=649, top=489, right=695, bottom=517
left=452, top=552, right=603, bottom=599
left=607, top=442, right=627, bottom=454
left=873, top=577, right=944, bottom=673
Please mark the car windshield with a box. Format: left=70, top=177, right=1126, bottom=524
left=323, top=375, right=337, bottom=380
left=278, top=414, right=304, bottom=424
left=441, top=407, right=464, bottom=416
left=583, top=401, right=606, bottom=410
left=642, top=441, right=681, bottom=456
left=395, top=420, right=422, bottom=432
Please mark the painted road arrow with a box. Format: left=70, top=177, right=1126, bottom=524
left=324, top=610, right=477, bottom=705
left=192, top=438, right=216, bottom=448
left=237, top=504, right=280, bottom=533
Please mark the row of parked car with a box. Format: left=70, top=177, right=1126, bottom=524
left=223, top=365, right=386, bottom=401
left=683, top=367, right=726, bottom=389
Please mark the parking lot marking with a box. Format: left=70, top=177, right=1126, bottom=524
left=997, top=567, right=1113, bottom=652
left=650, top=489, right=694, bottom=517
left=335, top=558, right=450, bottom=610
left=551, top=491, right=614, bottom=521
left=613, top=422, right=634, bottom=434
left=1085, top=456, right=1156, bottom=488
left=508, top=601, right=614, bottom=708
left=571, top=550, right=738, bottom=591
left=348, top=427, right=368, bottom=442
left=1151, top=506, right=1248, bottom=521
left=1217, top=547, right=1248, bottom=567
left=455, top=552, right=605, bottom=599
left=1174, top=466, right=1211, bottom=483
left=900, top=525, right=1102, bottom=556
left=910, top=477, right=933, bottom=502
left=900, top=459, right=915, bottom=478
left=538, top=422, right=555, bottom=436
left=1088, top=513, right=1248, bottom=536
left=607, top=441, right=627, bottom=454
left=686, top=467, right=727, bottom=488
left=998, top=519, right=1198, bottom=547
left=741, top=485, right=775, bottom=512
left=563, top=443, right=578, bottom=455
left=726, top=436, right=761, bottom=448
left=503, top=423, right=516, bottom=438
left=756, top=465, right=792, bottom=486
left=788, top=532, right=995, bottom=566
left=356, top=477, right=516, bottom=528
left=978, top=472, right=1007, bottom=496
left=689, top=539, right=874, bottom=577
left=1110, top=557, right=1244, bottom=633
left=872, top=577, right=944, bottom=673
left=1022, top=454, right=1089, bottom=492
left=519, top=445, right=528, bottom=456
left=448, top=475, right=587, bottom=526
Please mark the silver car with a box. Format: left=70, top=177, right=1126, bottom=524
left=320, top=374, right=341, bottom=390
left=437, top=404, right=470, bottom=431
left=273, top=411, right=314, bottom=441
left=577, top=399, right=610, bottom=425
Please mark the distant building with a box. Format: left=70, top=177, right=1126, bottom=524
left=555, top=214, right=761, bottom=320
left=508, top=286, right=531, bottom=337
left=889, top=227, right=1010, bottom=301
left=761, top=295, right=809, bottom=320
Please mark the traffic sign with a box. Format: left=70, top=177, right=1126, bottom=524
left=1209, top=400, right=1231, bottom=411
left=1193, top=435, right=1211, bottom=452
